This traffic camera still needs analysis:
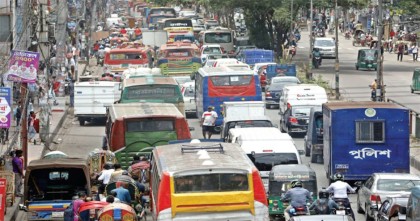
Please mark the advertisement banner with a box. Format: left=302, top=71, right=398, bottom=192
left=0, top=178, right=6, bottom=220
left=0, top=88, right=11, bottom=129
left=5, top=50, right=40, bottom=83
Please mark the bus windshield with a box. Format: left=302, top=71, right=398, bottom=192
left=205, top=32, right=232, bottom=43
left=110, top=53, right=146, bottom=60
left=210, top=75, right=252, bottom=86
left=174, top=173, right=249, bottom=193
left=126, top=119, right=175, bottom=132
left=123, top=85, right=180, bottom=100
left=164, top=19, right=192, bottom=28
left=150, top=8, right=176, bottom=17
left=248, top=153, right=299, bottom=171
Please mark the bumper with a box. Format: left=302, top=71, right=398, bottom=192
left=320, top=52, right=336, bottom=58
left=289, top=124, right=308, bottom=133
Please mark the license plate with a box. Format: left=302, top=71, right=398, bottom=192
left=52, top=212, right=64, bottom=218
left=336, top=210, right=346, bottom=215
left=368, top=64, right=372, bottom=67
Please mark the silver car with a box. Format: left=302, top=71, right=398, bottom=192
left=314, top=37, right=336, bottom=59
left=356, top=173, right=420, bottom=220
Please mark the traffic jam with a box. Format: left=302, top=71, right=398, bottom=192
left=22, top=0, right=420, bottom=221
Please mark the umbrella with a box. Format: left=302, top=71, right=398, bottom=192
left=43, top=151, right=68, bottom=159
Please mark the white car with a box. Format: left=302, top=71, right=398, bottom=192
left=314, top=37, right=336, bottom=58
left=181, top=82, right=196, bottom=118
left=253, top=62, right=277, bottom=75
left=200, top=45, right=223, bottom=63
left=203, top=54, right=231, bottom=67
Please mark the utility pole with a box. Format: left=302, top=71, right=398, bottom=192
left=290, top=0, right=294, bottom=37
left=334, top=0, right=340, bottom=100
left=376, top=0, right=385, bottom=101
left=308, top=0, right=313, bottom=80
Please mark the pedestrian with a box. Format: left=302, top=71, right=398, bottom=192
left=28, top=111, right=37, bottom=143
left=412, top=43, right=418, bottom=62
left=12, top=149, right=23, bottom=197
left=15, top=102, right=21, bottom=127
left=69, top=79, right=75, bottom=107
left=111, top=182, right=131, bottom=204
left=200, top=106, right=218, bottom=139
left=73, top=192, right=87, bottom=221
left=397, top=42, right=404, bottom=62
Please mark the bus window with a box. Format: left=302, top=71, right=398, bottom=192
left=124, top=85, right=177, bottom=100
left=110, top=53, right=144, bottom=60
left=126, top=119, right=175, bottom=132
left=174, top=173, right=249, bottom=193
left=210, top=75, right=252, bottom=86
left=205, top=33, right=232, bottom=43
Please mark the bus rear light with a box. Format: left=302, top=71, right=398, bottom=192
left=252, top=168, right=268, bottom=206
left=265, top=91, right=271, bottom=98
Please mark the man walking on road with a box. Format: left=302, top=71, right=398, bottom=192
left=12, top=150, right=23, bottom=197
left=397, top=42, right=404, bottom=62
left=200, top=106, right=218, bottom=139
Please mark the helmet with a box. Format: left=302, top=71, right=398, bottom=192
left=291, top=180, right=302, bottom=188
left=334, top=173, right=344, bottom=181
left=318, top=189, right=329, bottom=199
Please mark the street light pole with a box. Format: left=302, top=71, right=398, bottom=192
left=334, top=0, right=340, bottom=99
left=376, top=0, right=385, bottom=101
left=308, top=0, right=313, bottom=80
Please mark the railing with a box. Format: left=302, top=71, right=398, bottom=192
left=388, top=98, right=420, bottom=138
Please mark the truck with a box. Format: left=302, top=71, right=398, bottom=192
left=221, top=101, right=275, bottom=141
left=323, top=101, right=410, bottom=182
left=237, top=49, right=274, bottom=67
left=141, top=30, right=168, bottom=48
left=74, top=81, right=121, bottom=126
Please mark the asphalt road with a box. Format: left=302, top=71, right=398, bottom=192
left=45, top=29, right=420, bottom=221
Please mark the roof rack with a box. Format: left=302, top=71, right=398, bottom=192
left=181, top=143, right=224, bottom=154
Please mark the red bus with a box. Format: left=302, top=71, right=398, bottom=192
left=103, top=47, right=149, bottom=76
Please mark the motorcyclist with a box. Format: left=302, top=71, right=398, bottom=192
left=281, top=180, right=313, bottom=220
left=312, top=48, right=322, bottom=66
left=370, top=79, right=378, bottom=100
left=309, top=189, right=339, bottom=215
left=326, top=173, right=356, bottom=220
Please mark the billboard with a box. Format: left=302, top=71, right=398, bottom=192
left=0, top=88, right=11, bottom=128
left=5, top=50, right=40, bottom=83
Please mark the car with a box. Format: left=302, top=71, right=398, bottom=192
left=181, top=81, right=196, bottom=118
left=314, top=37, right=336, bottom=59
left=200, top=45, right=223, bottom=63
left=290, top=214, right=354, bottom=221
left=356, top=173, right=420, bottom=221
left=265, top=76, right=300, bottom=109
left=203, top=54, right=231, bottom=67
left=280, top=104, right=316, bottom=135
left=374, top=195, right=409, bottom=221
left=212, top=58, right=242, bottom=67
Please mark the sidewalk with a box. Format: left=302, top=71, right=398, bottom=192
left=3, top=101, right=69, bottom=220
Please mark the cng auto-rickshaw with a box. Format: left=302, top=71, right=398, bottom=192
left=411, top=68, right=420, bottom=93
left=355, top=49, right=378, bottom=71
left=268, top=165, right=317, bottom=220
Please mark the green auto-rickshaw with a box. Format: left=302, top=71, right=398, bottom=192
left=355, top=49, right=378, bottom=71
left=411, top=68, right=420, bottom=93
left=268, top=165, right=318, bottom=220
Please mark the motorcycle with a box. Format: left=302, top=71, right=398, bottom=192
left=289, top=206, right=309, bottom=216
left=332, top=198, right=353, bottom=216
left=313, top=54, right=321, bottom=69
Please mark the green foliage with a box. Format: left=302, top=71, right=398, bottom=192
left=394, top=0, right=420, bottom=16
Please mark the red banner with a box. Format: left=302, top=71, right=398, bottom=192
left=0, top=178, right=6, bottom=221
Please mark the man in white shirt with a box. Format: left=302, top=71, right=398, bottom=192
left=97, top=163, right=115, bottom=197
left=200, top=106, right=218, bottom=139
left=326, top=173, right=355, bottom=220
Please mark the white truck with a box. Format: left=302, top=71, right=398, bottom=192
left=141, top=30, right=168, bottom=48
left=74, top=81, right=121, bottom=126
left=220, top=101, right=275, bottom=141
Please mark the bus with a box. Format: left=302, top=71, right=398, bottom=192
left=148, top=14, right=176, bottom=30
left=105, top=103, right=191, bottom=168
left=157, top=41, right=201, bottom=76
left=200, top=27, right=235, bottom=53
left=103, top=47, right=149, bottom=76
left=162, top=18, right=194, bottom=42
left=119, top=76, right=185, bottom=115
left=150, top=142, right=268, bottom=220
left=147, top=7, right=177, bottom=27
left=195, top=66, right=263, bottom=132
left=131, top=2, right=148, bottom=19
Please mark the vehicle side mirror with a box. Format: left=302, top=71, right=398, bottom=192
left=189, top=127, right=195, bottom=131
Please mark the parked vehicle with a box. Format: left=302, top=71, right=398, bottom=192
left=372, top=195, right=410, bottom=221
left=407, top=186, right=420, bottom=221
left=265, top=76, right=300, bottom=109
left=304, top=107, right=323, bottom=163
left=356, top=173, right=420, bottom=220
left=74, top=81, right=121, bottom=126
left=268, top=165, right=317, bottom=220
left=22, top=158, right=91, bottom=220
left=323, top=102, right=411, bottom=183
left=410, top=68, right=420, bottom=93
left=355, top=49, right=378, bottom=71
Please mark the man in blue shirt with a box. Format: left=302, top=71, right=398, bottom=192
left=112, top=182, right=131, bottom=204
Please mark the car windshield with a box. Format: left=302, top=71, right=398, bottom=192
left=272, top=77, right=300, bottom=84
left=377, top=179, right=420, bottom=191
left=227, top=120, right=273, bottom=130
left=315, top=40, right=335, bottom=47
left=183, top=87, right=195, bottom=97
left=203, top=47, right=222, bottom=54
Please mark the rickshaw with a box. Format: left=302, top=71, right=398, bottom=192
left=411, top=68, right=420, bottom=93
left=88, top=149, right=117, bottom=179
left=104, top=181, right=139, bottom=205
left=98, top=203, right=136, bottom=221
left=352, top=30, right=366, bottom=47
left=78, top=201, right=109, bottom=221
left=355, top=49, right=378, bottom=71
left=268, top=165, right=317, bottom=221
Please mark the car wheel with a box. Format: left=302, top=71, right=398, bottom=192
left=365, top=205, right=373, bottom=221
left=356, top=65, right=359, bottom=70
left=79, top=119, right=85, bottom=126
left=357, top=194, right=364, bottom=213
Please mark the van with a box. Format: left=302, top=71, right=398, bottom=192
left=407, top=186, right=420, bottom=220
left=227, top=127, right=302, bottom=192
left=279, top=84, right=328, bottom=114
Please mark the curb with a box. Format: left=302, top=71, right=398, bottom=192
left=41, top=107, right=69, bottom=156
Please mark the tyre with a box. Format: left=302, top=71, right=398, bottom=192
left=357, top=194, right=364, bottom=213
left=356, top=65, right=359, bottom=70
left=266, top=104, right=271, bottom=109
left=305, top=144, right=310, bottom=157
left=79, top=119, right=85, bottom=126
left=411, top=88, right=414, bottom=93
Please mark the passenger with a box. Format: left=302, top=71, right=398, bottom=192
left=111, top=182, right=131, bottom=204
left=326, top=173, right=356, bottom=220
left=109, top=163, right=124, bottom=183
left=73, top=192, right=87, bottom=221
left=101, top=190, right=121, bottom=203
left=131, top=155, right=141, bottom=165
left=280, top=180, right=313, bottom=220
